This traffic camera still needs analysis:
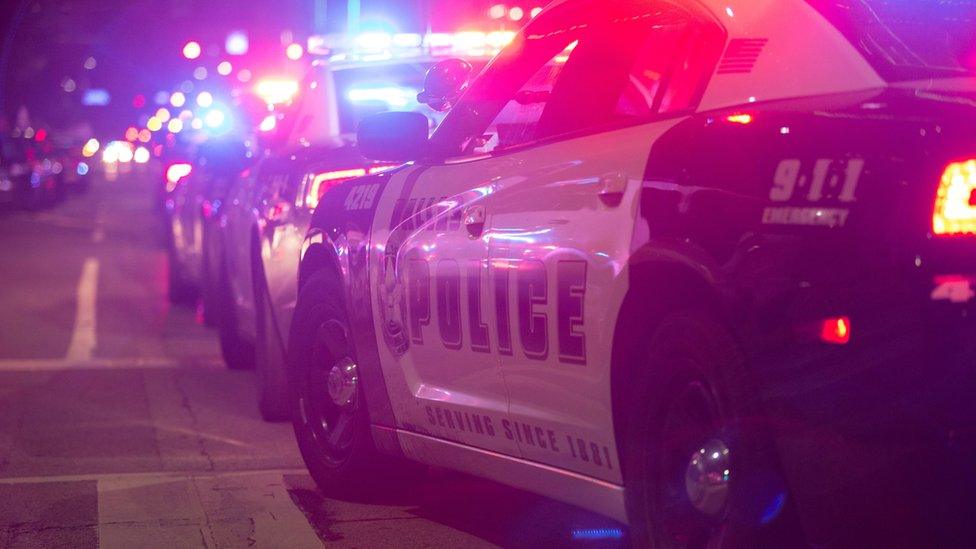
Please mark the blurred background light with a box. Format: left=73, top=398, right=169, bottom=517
left=133, top=146, right=150, bottom=164
left=193, top=67, right=208, bottom=80
left=84, top=56, right=97, bottom=70
left=170, top=92, right=186, bottom=108
left=154, top=91, right=170, bottom=105
left=226, top=31, right=249, bottom=55
left=217, top=61, right=233, bottom=76
left=286, top=43, right=305, bottom=61
left=258, top=114, right=277, bottom=132
left=489, top=4, right=506, bottom=19
left=182, top=40, right=202, bottom=60
left=509, top=6, right=524, bottom=20
left=196, top=91, right=213, bottom=108
left=204, top=109, right=226, bottom=129
left=167, top=118, right=184, bottom=133
left=83, top=89, right=111, bottom=106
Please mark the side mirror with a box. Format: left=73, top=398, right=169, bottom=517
left=357, top=111, right=429, bottom=162
left=417, top=58, right=473, bottom=112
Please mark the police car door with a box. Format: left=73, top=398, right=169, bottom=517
left=367, top=4, right=597, bottom=458
left=480, top=1, right=725, bottom=482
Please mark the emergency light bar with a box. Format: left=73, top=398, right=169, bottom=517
left=307, top=31, right=516, bottom=60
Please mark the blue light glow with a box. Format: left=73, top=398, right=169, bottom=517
left=76, top=162, right=89, bottom=176
left=571, top=528, right=624, bottom=540
left=347, top=86, right=418, bottom=108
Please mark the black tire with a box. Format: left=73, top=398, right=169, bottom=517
left=253, top=254, right=290, bottom=421
left=622, top=311, right=797, bottom=548
left=212, top=240, right=255, bottom=370
left=288, top=268, right=402, bottom=492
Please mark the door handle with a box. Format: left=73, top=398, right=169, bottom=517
left=597, top=172, right=628, bottom=207
left=463, top=205, right=486, bottom=239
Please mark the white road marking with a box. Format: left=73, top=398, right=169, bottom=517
left=0, top=357, right=224, bottom=372
left=65, top=258, right=100, bottom=361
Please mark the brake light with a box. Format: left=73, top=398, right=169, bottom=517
left=725, top=113, right=754, bottom=125
left=820, top=316, right=851, bottom=345
left=165, top=163, right=193, bottom=192
left=933, top=159, right=976, bottom=236
left=305, top=168, right=366, bottom=209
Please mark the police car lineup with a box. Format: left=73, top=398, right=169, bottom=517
left=168, top=0, right=976, bottom=545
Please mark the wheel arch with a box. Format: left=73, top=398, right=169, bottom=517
left=610, top=257, right=728, bottom=461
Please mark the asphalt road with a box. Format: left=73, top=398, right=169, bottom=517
left=0, top=167, right=625, bottom=548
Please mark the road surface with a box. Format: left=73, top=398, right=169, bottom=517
left=0, top=167, right=624, bottom=548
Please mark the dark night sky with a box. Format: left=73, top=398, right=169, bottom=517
left=0, top=0, right=533, bottom=139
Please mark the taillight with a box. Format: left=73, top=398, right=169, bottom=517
left=932, top=159, right=976, bottom=236
left=165, top=163, right=192, bottom=193
left=819, top=316, right=851, bottom=345
left=304, top=168, right=366, bottom=209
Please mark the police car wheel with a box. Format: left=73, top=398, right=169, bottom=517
left=253, top=261, right=290, bottom=422
left=623, top=311, right=794, bottom=548
left=288, top=269, right=385, bottom=490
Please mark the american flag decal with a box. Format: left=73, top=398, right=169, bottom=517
left=717, top=38, right=769, bottom=74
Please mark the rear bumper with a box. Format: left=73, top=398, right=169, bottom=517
left=758, top=284, right=976, bottom=545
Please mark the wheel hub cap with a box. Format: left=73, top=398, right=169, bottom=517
left=327, top=357, right=358, bottom=408
left=684, top=438, right=731, bottom=517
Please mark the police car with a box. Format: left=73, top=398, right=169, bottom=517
left=289, top=0, right=976, bottom=545
left=207, top=34, right=501, bottom=418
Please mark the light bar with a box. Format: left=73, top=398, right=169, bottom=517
left=306, top=31, right=515, bottom=61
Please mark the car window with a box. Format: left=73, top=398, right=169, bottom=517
left=429, top=1, right=596, bottom=158
left=469, top=45, right=578, bottom=155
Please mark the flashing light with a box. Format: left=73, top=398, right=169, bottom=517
left=204, top=109, right=226, bottom=129
left=254, top=79, right=299, bottom=105
left=77, top=162, right=89, bottom=176
left=258, top=114, right=277, bottom=132
left=286, top=43, right=304, bottom=60
left=155, top=108, right=171, bottom=122
left=509, top=7, right=525, bottom=20
left=168, top=118, right=184, bottom=133
left=487, top=31, right=516, bottom=49
left=305, top=168, right=367, bottom=209
left=183, top=41, right=201, bottom=60
left=226, top=31, right=249, bottom=55
left=165, top=163, right=192, bottom=192
left=489, top=4, right=506, bottom=19
left=196, top=91, right=213, bottom=108
left=393, top=33, right=423, bottom=48
left=217, top=61, right=232, bottom=76
left=348, top=86, right=416, bottom=108
left=933, top=159, right=976, bottom=236
left=170, top=92, right=186, bottom=108
left=820, top=316, right=851, bottom=345
left=124, top=127, right=139, bottom=142
left=81, top=138, right=100, bottom=158
left=138, top=129, right=152, bottom=143
left=147, top=117, right=163, bottom=132
left=726, top=113, right=754, bottom=125
left=134, top=146, right=150, bottom=164
left=355, top=32, right=393, bottom=51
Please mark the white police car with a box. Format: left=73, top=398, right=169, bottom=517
left=289, top=0, right=976, bottom=545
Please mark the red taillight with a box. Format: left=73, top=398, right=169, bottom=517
left=819, top=316, right=851, bottom=345
left=933, top=159, right=976, bottom=236
left=165, top=163, right=192, bottom=192
left=725, top=113, right=754, bottom=125
left=305, top=168, right=366, bottom=209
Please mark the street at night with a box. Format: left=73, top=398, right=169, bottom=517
left=0, top=170, right=624, bottom=548
left=5, top=0, right=976, bottom=547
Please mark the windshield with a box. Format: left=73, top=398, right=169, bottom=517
left=332, top=62, right=440, bottom=135
left=807, top=0, right=976, bottom=81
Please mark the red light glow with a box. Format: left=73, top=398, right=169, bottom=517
left=725, top=113, right=753, bottom=125
left=820, top=316, right=851, bottom=345
left=933, top=159, right=976, bottom=236
left=305, top=168, right=366, bottom=209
